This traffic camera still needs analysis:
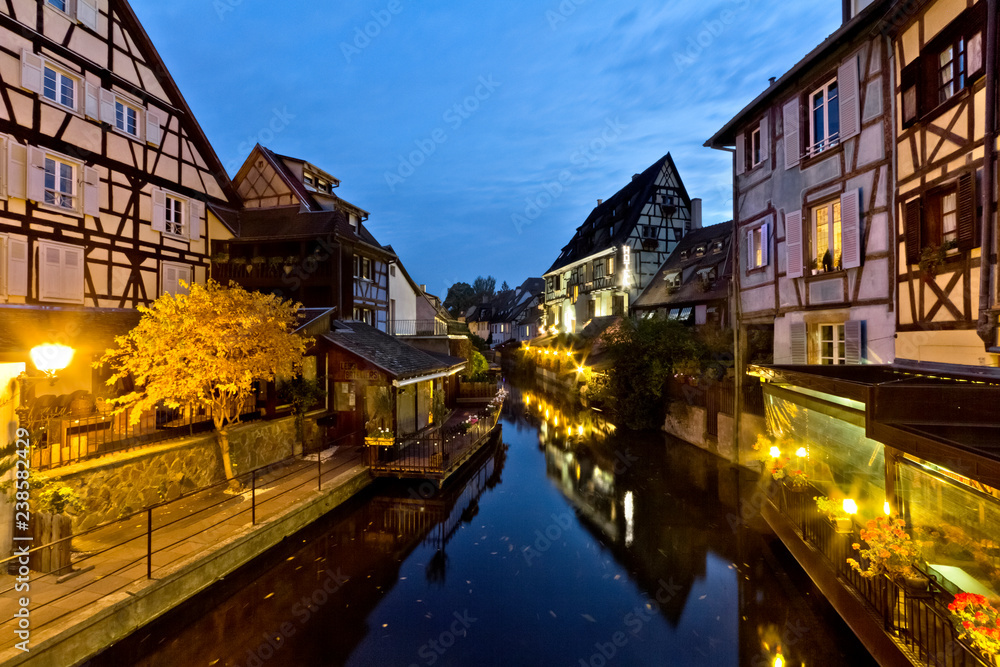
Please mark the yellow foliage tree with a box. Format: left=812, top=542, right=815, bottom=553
left=97, top=280, right=312, bottom=489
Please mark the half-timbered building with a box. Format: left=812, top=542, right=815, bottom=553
left=0, top=0, right=239, bottom=427
left=212, top=144, right=393, bottom=330
left=542, top=154, right=698, bottom=334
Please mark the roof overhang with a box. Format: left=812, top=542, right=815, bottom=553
left=545, top=247, right=620, bottom=278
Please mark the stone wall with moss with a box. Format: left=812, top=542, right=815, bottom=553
left=47, top=414, right=321, bottom=531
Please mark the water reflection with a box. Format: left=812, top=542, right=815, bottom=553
left=93, top=382, right=875, bottom=667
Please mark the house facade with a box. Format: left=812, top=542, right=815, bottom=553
left=543, top=154, right=698, bottom=334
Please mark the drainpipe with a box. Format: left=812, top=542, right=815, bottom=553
left=978, top=0, right=999, bottom=349
left=718, top=144, right=741, bottom=468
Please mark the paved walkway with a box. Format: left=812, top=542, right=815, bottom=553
left=0, top=444, right=364, bottom=663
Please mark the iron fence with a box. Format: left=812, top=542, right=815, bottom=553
left=390, top=319, right=449, bottom=336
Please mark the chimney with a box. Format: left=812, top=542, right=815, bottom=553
left=632, top=174, right=641, bottom=181
left=597, top=199, right=604, bottom=206
left=691, top=198, right=703, bottom=230
left=769, top=76, right=776, bottom=86
left=419, top=284, right=427, bottom=293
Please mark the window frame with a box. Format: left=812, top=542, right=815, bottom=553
left=808, top=77, right=840, bottom=157
left=750, top=126, right=762, bottom=168
left=42, top=155, right=77, bottom=211
left=817, top=323, right=847, bottom=366
left=42, top=63, right=77, bottom=111
left=748, top=224, right=768, bottom=270
left=164, top=194, right=186, bottom=238
left=114, top=97, right=141, bottom=138
left=811, top=199, right=844, bottom=272
left=161, top=261, right=193, bottom=297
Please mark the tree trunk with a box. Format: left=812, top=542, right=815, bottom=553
left=216, top=427, right=242, bottom=491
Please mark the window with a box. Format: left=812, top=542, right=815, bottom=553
left=607, top=256, right=615, bottom=275
left=304, top=176, right=314, bottom=186
left=642, top=225, right=656, bottom=239
left=165, top=195, right=184, bottom=236
left=353, top=308, right=374, bottom=325
left=812, top=200, right=843, bottom=271
left=38, top=240, right=84, bottom=303
left=750, top=127, right=762, bottom=167
left=748, top=224, right=769, bottom=269
left=664, top=271, right=681, bottom=288
left=938, top=39, right=966, bottom=104
left=809, top=79, right=839, bottom=156
left=162, top=262, right=192, bottom=296
left=571, top=285, right=579, bottom=304
left=43, top=65, right=75, bottom=109
left=818, top=324, right=846, bottom=365
left=115, top=100, right=138, bottom=136
left=43, top=157, right=75, bottom=209
left=47, top=0, right=67, bottom=10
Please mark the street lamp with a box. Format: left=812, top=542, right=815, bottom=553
left=16, top=344, right=75, bottom=427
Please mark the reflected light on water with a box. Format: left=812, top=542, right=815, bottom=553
left=624, top=491, right=635, bottom=547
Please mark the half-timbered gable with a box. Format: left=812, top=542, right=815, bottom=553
left=0, top=0, right=238, bottom=311
left=542, top=154, right=697, bottom=334
left=708, top=0, right=896, bottom=367
left=890, top=0, right=998, bottom=366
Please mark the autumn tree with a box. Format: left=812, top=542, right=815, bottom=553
left=97, top=281, right=311, bottom=489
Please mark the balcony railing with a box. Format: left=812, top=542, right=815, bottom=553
left=390, top=319, right=449, bottom=336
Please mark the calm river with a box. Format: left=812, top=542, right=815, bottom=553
left=92, top=383, right=876, bottom=666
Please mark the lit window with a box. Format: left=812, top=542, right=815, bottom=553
left=809, top=79, right=840, bottom=156
left=607, top=256, right=615, bottom=275
left=938, top=39, right=966, bottom=104
left=165, top=196, right=184, bottom=236
left=819, top=324, right=846, bottom=365
left=812, top=200, right=843, bottom=271
left=941, top=191, right=958, bottom=245
left=749, top=225, right=767, bottom=269
left=43, top=157, right=75, bottom=209
left=43, top=66, right=75, bottom=109
left=115, top=100, right=138, bottom=136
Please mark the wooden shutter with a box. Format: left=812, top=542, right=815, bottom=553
left=760, top=221, right=769, bottom=266
left=747, top=228, right=755, bottom=269
left=77, top=0, right=99, bottom=31
left=163, top=264, right=178, bottom=295
left=20, top=49, right=42, bottom=95
left=783, top=97, right=800, bottom=170
left=900, top=60, right=920, bottom=127
left=841, top=188, right=862, bottom=269
left=84, top=82, right=100, bottom=120
left=838, top=56, right=861, bottom=141
left=26, top=147, right=46, bottom=203
left=146, top=109, right=163, bottom=146
left=39, top=243, right=63, bottom=301
left=845, top=320, right=866, bottom=365
left=62, top=245, right=84, bottom=302
left=7, top=143, right=26, bottom=200
left=99, top=88, right=116, bottom=125
left=956, top=171, right=977, bottom=250
left=790, top=322, right=808, bottom=364
left=735, top=132, right=745, bottom=176
left=7, top=237, right=28, bottom=297
left=83, top=166, right=100, bottom=217
left=759, top=115, right=769, bottom=163
left=151, top=188, right=167, bottom=233
left=188, top=199, right=204, bottom=240
left=785, top=210, right=803, bottom=278
left=904, top=199, right=922, bottom=265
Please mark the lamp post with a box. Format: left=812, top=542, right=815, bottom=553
left=15, top=344, right=75, bottom=428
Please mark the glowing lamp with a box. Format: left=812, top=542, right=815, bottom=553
left=796, top=447, right=807, bottom=458
left=31, top=345, right=74, bottom=375
left=884, top=501, right=891, bottom=516
left=578, top=425, right=585, bottom=436
left=576, top=366, right=586, bottom=374
left=769, top=446, right=781, bottom=459
left=843, top=499, right=858, bottom=515
left=774, top=656, right=784, bottom=667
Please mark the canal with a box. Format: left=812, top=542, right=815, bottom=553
left=92, top=384, right=877, bottom=666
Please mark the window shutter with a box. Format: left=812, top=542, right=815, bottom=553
left=904, top=199, right=922, bottom=265
left=20, top=49, right=42, bottom=95
left=63, top=246, right=84, bottom=303
left=747, top=228, right=754, bottom=269
left=785, top=210, right=803, bottom=278
left=151, top=188, right=167, bottom=233
left=7, top=237, right=28, bottom=297
left=735, top=132, right=745, bottom=176
left=77, top=0, right=99, bottom=31
left=790, top=322, right=807, bottom=364
left=7, top=143, right=26, bottom=200
left=845, top=320, right=866, bottom=365
left=99, top=88, right=116, bottom=125
left=760, top=115, right=769, bottom=163
left=838, top=56, right=861, bottom=141
left=163, top=264, right=178, bottom=296
left=26, top=147, right=46, bottom=203
left=39, top=244, right=62, bottom=301
left=84, top=82, right=100, bottom=120
left=146, top=109, right=163, bottom=146
left=840, top=188, right=862, bottom=269
left=188, top=199, right=204, bottom=240
left=783, top=97, right=800, bottom=170
left=956, top=171, right=977, bottom=250
left=83, top=166, right=100, bottom=217
left=760, top=221, right=769, bottom=266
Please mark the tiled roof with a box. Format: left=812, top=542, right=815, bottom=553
left=321, top=321, right=453, bottom=380
left=633, top=221, right=733, bottom=310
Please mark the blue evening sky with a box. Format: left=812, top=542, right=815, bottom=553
left=132, top=0, right=840, bottom=295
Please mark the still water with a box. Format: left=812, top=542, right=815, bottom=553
left=93, top=384, right=877, bottom=666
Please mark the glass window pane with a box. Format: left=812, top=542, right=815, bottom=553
left=827, top=83, right=840, bottom=139
left=832, top=201, right=843, bottom=268
left=815, top=207, right=830, bottom=265
left=43, top=68, right=57, bottom=101
left=60, top=75, right=73, bottom=107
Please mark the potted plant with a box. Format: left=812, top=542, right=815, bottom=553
left=847, top=515, right=924, bottom=585
left=919, top=240, right=958, bottom=279
left=948, top=593, right=1000, bottom=664
left=365, top=386, right=395, bottom=447
left=816, top=496, right=854, bottom=534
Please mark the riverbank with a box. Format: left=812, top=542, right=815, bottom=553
left=0, top=446, right=370, bottom=667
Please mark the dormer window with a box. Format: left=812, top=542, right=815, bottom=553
left=712, top=240, right=724, bottom=253
left=304, top=175, right=314, bottom=187
left=680, top=250, right=689, bottom=260
left=696, top=246, right=706, bottom=257
left=664, top=272, right=681, bottom=287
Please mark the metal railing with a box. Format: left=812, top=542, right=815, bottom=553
left=458, top=381, right=499, bottom=401
left=390, top=319, right=449, bottom=336
left=25, top=403, right=264, bottom=472
left=772, top=481, right=990, bottom=667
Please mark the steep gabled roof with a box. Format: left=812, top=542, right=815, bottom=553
left=321, top=320, right=453, bottom=381
left=633, top=221, right=733, bottom=310
left=546, top=154, right=689, bottom=275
